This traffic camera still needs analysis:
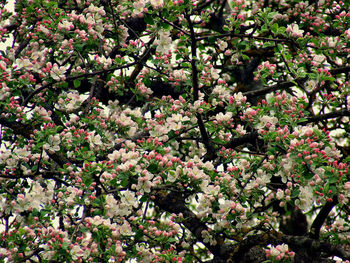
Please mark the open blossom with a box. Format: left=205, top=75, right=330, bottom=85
left=86, top=3, right=106, bottom=15
left=13, top=182, right=54, bottom=213
left=286, top=23, right=304, bottom=38
left=57, top=92, right=83, bottom=112
left=50, top=64, right=67, bottom=81
left=232, top=92, right=247, bottom=106
left=312, top=54, right=326, bottom=67
left=345, top=29, right=350, bottom=39
left=133, top=0, right=146, bottom=16
left=155, top=30, right=172, bottom=53
left=256, top=115, right=278, bottom=130
left=43, top=134, right=61, bottom=153
left=120, top=190, right=138, bottom=207
left=296, top=186, right=314, bottom=210
left=0, top=84, right=10, bottom=101
left=58, top=20, right=74, bottom=31
left=37, top=24, right=50, bottom=35
left=217, top=40, right=228, bottom=51
left=166, top=113, right=190, bottom=130
left=210, top=67, right=219, bottom=80
left=88, top=131, right=103, bottom=148
left=173, top=69, right=187, bottom=81
left=216, top=112, right=232, bottom=122
left=266, top=243, right=295, bottom=261
left=70, top=245, right=86, bottom=260
left=150, top=0, right=164, bottom=9
left=15, top=58, right=33, bottom=70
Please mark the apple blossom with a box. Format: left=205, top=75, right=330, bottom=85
left=50, top=64, right=67, bottom=81
left=286, top=23, right=304, bottom=38
left=155, top=30, right=172, bottom=54
left=0, top=0, right=349, bottom=262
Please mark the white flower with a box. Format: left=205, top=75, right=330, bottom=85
left=43, top=134, right=61, bottom=152
left=41, top=246, right=55, bottom=260
left=270, top=246, right=280, bottom=257
left=120, top=190, right=138, bottom=207
left=118, top=221, right=133, bottom=235
left=312, top=54, right=326, bottom=66
left=128, top=126, right=137, bottom=137
left=58, top=20, right=74, bottom=31
left=324, top=146, right=341, bottom=160
left=216, top=112, right=232, bottom=122
left=296, top=186, right=314, bottom=210
left=345, top=29, right=350, bottom=39
left=256, top=115, right=278, bottom=130
left=15, top=58, right=33, bottom=70
left=87, top=4, right=105, bottom=14
left=50, top=64, right=67, bottom=81
left=167, top=170, right=179, bottom=183
left=217, top=40, right=228, bottom=51
left=210, top=67, right=219, bottom=80
left=70, top=245, right=85, bottom=260
left=133, top=0, right=146, bottom=16
left=0, top=84, right=10, bottom=101
left=156, top=30, right=172, bottom=53
left=276, top=189, right=284, bottom=200
left=233, top=92, right=247, bottom=105
left=207, top=185, right=220, bottom=196
left=219, top=199, right=232, bottom=214
left=37, top=25, right=50, bottom=35
left=173, top=69, right=187, bottom=81
left=286, top=24, right=304, bottom=38
left=327, top=37, right=338, bottom=48
left=150, top=0, right=164, bottom=9
left=88, top=132, right=103, bottom=148
left=166, top=113, right=189, bottom=131
left=98, top=56, right=113, bottom=69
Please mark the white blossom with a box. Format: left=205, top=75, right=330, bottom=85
left=156, top=30, right=172, bottom=53
left=150, top=0, right=164, bottom=9
left=286, top=23, right=304, bottom=38
left=50, top=64, right=67, bottom=81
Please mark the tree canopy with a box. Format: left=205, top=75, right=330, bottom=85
left=0, top=0, right=350, bottom=262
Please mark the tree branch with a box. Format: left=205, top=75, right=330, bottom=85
left=242, top=78, right=308, bottom=98
left=309, top=196, right=338, bottom=239
left=300, top=109, right=350, bottom=125
left=0, top=117, right=33, bottom=139
left=225, top=131, right=259, bottom=149
left=153, top=189, right=233, bottom=261
left=0, top=117, right=70, bottom=166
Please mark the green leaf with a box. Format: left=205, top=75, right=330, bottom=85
left=18, top=228, right=26, bottom=235
left=121, top=178, right=129, bottom=187
left=271, top=23, right=279, bottom=34
left=147, top=163, right=158, bottom=173
left=160, top=21, right=170, bottom=30
left=291, top=189, right=300, bottom=198
left=61, top=242, right=69, bottom=250
left=84, top=176, right=93, bottom=186
left=73, top=79, right=81, bottom=88
left=140, top=195, right=148, bottom=202
left=31, top=164, right=38, bottom=172
left=237, top=41, right=248, bottom=51
left=277, top=43, right=283, bottom=51
left=303, top=171, right=314, bottom=181
left=328, top=176, right=338, bottom=184
left=262, top=41, right=274, bottom=48
left=144, top=15, right=154, bottom=25
left=208, top=36, right=216, bottom=43
left=278, top=27, right=286, bottom=34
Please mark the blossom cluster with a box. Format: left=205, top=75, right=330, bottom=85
left=0, top=0, right=349, bottom=262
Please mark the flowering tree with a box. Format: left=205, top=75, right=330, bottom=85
left=0, top=0, right=350, bottom=262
